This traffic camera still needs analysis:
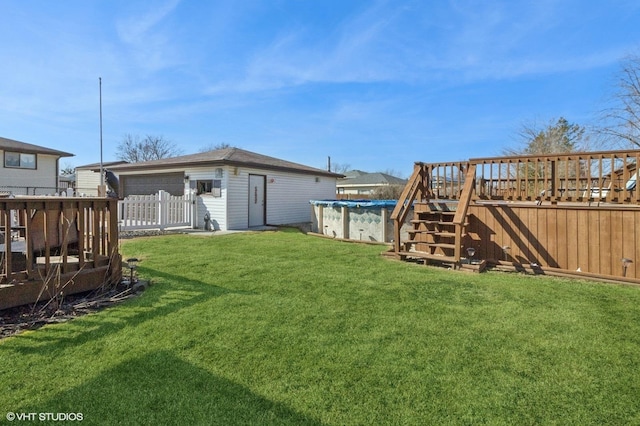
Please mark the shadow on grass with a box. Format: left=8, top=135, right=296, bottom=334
left=20, top=350, right=323, bottom=425
left=6, top=267, right=255, bottom=355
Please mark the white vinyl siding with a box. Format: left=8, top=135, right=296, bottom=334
left=75, top=169, right=101, bottom=196
left=187, top=168, right=228, bottom=231
left=0, top=152, right=58, bottom=195
left=226, top=166, right=337, bottom=229
left=266, top=173, right=336, bottom=225
left=226, top=168, right=250, bottom=229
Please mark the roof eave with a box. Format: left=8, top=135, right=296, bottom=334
left=109, top=159, right=342, bottom=178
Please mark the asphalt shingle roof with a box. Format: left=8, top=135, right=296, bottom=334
left=0, top=136, right=73, bottom=158
left=107, top=147, right=342, bottom=177
left=338, top=172, right=407, bottom=186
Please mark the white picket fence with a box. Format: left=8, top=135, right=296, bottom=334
left=118, top=190, right=195, bottom=231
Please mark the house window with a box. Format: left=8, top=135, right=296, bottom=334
left=196, top=179, right=222, bottom=197
left=4, top=152, right=36, bottom=169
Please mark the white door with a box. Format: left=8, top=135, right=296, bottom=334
left=248, top=174, right=265, bottom=227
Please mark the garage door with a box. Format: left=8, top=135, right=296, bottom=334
left=121, top=173, right=184, bottom=196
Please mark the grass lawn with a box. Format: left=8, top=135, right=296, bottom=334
left=2, top=228, right=640, bottom=425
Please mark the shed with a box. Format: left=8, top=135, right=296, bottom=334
left=106, top=148, right=342, bottom=230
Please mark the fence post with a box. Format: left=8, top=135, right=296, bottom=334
left=158, top=190, right=166, bottom=230
left=190, top=191, right=197, bottom=229
left=118, top=198, right=124, bottom=228
left=341, top=206, right=349, bottom=239
left=381, top=208, right=388, bottom=243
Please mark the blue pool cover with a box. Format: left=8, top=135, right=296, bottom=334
left=310, top=199, right=399, bottom=208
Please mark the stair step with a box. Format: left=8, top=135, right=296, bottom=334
left=410, top=220, right=469, bottom=227
left=434, top=232, right=458, bottom=237
left=398, top=251, right=457, bottom=263
left=407, top=230, right=459, bottom=237
left=404, top=241, right=456, bottom=249
left=410, top=220, right=456, bottom=226
left=416, top=211, right=458, bottom=216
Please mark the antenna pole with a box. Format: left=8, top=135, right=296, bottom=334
left=99, top=77, right=104, bottom=188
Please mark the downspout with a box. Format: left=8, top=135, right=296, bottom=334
left=55, top=157, right=60, bottom=194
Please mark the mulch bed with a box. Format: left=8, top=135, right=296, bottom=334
left=0, top=282, right=146, bottom=340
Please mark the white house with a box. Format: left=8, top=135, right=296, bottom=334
left=100, top=148, right=342, bottom=230
left=0, top=136, right=73, bottom=196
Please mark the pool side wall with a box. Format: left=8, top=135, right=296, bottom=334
left=310, top=201, right=413, bottom=243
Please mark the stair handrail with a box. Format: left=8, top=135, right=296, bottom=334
left=391, top=163, right=427, bottom=253
left=452, top=164, right=476, bottom=261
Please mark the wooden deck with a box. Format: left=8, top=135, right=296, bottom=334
left=391, top=149, right=640, bottom=283
left=1, top=197, right=121, bottom=310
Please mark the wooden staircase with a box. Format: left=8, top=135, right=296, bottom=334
left=391, top=163, right=477, bottom=268
left=398, top=202, right=467, bottom=266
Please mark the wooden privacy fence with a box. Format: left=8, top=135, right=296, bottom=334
left=118, top=190, right=194, bottom=231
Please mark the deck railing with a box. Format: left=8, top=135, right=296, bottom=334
left=426, top=149, right=640, bottom=204
left=391, top=149, right=640, bottom=268
left=1, top=197, right=120, bottom=284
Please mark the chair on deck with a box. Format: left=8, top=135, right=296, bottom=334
left=582, top=171, right=637, bottom=205
left=625, top=172, right=637, bottom=191
left=582, top=184, right=611, bottom=206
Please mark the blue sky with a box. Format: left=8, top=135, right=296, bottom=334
left=1, top=0, right=639, bottom=177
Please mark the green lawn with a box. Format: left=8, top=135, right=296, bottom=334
left=2, top=228, right=640, bottom=425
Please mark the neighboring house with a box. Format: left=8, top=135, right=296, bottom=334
left=103, top=147, right=342, bottom=231
left=75, top=161, right=128, bottom=196
left=0, top=136, right=73, bottom=195
left=337, top=170, right=407, bottom=195
left=58, top=173, right=75, bottom=192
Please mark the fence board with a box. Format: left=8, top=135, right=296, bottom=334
left=467, top=204, right=640, bottom=279
left=118, top=191, right=194, bottom=231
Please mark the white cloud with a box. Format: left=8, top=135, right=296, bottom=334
left=115, top=0, right=183, bottom=73
left=203, top=0, right=634, bottom=96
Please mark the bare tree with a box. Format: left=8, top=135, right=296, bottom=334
left=116, top=134, right=182, bottom=163
left=198, top=142, right=234, bottom=152
left=598, top=53, right=640, bottom=148
left=60, top=162, right=75, bottom=176
left=331, top=162, right=351, bottom=174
